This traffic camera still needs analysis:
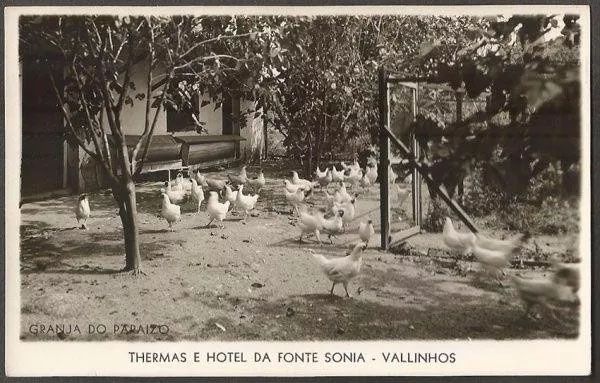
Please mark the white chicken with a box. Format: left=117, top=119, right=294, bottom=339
left=205, top=178, right=228, bottom=193
left=160, top=190, right=181, bottom=231
left=331, top=166, right=346, bottom=183
left=195, top=170, right=206, bottom=185
left=236, top=185, right=259, bottom=220
left=474, top=232, right=529, bottom=254
left=365, top=164, right=378, bottom=185
left=324, top=189, right=337, bottom=210
left=164, top=181, right=186, bottom=205
left=442, top=217, right=475, bottom=255
left=336, top=182, right=352, bottom=204
left=472, top=231, right=529, bottom=283
left=228, top=166, right=248, bottom=186
left=321, top=209, right=344, bottom=244
left=358, top=220, right=375, bottom=245
left=550, top=255, right=580, bottom=293
left=182, top=172, right=194, bottom=194
left=205, top=191, right=230, bottom=229
left=316, top=168, right=333, bottom=189
left=284, top=179, right=308, bottom=194
left=248, top=170, right=266, bottom=192
left=359, top=173, right=372, bottom=189
left=471, top=242, right=517, bottom=283
left=348, top=158, right=361, bottom=174
left=190, top=179, right=204, bottom=213
left=298, top=208, right=324, bottom=244
left=311, top=242, right=368, bottom=297
left=172, top=172, right=185, bottom=192
left=224, top=185, right=238, bottom=211
left=292, top=171, right=316, bottom=190
left=345, top=167, right=363, bottom=188
left=511, top=274, right=579, bottom=319
left=75, top=193, right=91, bottom=230
left=285, top=188, right=308, bottom=216
left=315, top=166, right=328, bottom=179
left=333, top=198, right=356, bottom=228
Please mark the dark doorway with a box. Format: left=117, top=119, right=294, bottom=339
left=21, top=60, right=66, bottom=196
left=222, top=93, right=241, bottom=158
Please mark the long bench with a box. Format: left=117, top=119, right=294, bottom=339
left=174, top=134, right=246, bottom=171
left=109, top=134, right=246, bottom=178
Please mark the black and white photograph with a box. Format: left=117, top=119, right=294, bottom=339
left=4, top=4, right=592, bottom=377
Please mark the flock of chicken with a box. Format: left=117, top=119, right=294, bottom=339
left=158, top=166, right=263, bottom=230
left=443, top=216, right=580, bottom=320
left=72, top=157, right=580, bottom=321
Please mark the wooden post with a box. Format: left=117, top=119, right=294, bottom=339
left=411, top=86, right=422, bottom=228
left=379, top=67, right=391, bottom=249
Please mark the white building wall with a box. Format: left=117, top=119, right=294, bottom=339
left=197, top=93, right=222, bottom=136
left=112, top=60, right=168, bottom=136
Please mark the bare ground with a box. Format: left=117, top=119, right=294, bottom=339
left=19, top=165, right=579, bottom=341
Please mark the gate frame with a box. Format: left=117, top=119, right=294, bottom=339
left=379, top=67, right=479, bottom=250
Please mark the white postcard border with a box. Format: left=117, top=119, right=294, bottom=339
left=4, top=4, right=592, bottom=377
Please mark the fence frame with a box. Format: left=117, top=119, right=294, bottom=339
left=379, top=67, right=479, bottom=250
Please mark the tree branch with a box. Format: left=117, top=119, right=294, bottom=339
left=179, top=31, right=266, bottom=61
left=115, top=32, right=134, bottom=119
left=131, top=24, right=162, bottom=176
left=173, top=54, right=242, bottom=71
left=71, top=61, right=120, bottom=187
left=47, top=68, right=100, bottom=162
left=133, top=70, right=173, bottom=177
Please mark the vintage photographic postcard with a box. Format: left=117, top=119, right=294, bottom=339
left=4, top=4, right=591, bottom=377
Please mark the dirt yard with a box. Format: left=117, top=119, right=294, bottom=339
left=19, top=165, right=580, bottom=341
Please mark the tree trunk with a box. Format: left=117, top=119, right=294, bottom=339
left=116, top=181, right=142, bottom=273
left=315, top=120, right=322, bottom=170
left=115, top=136, right=143, bottom=274
left=306, top=130, right=313, bottom=177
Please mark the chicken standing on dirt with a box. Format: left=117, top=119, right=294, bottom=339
left=228, top=166, right=248, bottom=186
left=550, top=255, right=580, bottom=293
left=160, top=190, right=181, bottom=231
left=471, top=232, right=528, bottom=284
left=248, top=170, right=266, bottom=193
left=310, top=242, right=368, bottom=297
left=442, top=217, right=475, bottom=255
left=285, top=187, right=309, bottom=216
left=205, top=178, right=228, bottom=193
left=284, top=180, right=308, bottom=194
left=365, top=163, right=378, bottom=185
left=333, top=197, right=356, bottom=229
left=75, top=193, right=91, bottom=230
left=474, top=232, right=529, bottom=254
left=164, top=181, right=186, bottom=205
left=190, top=179, right=204, bottom=213
left=321, top=209, right=344, bottom=244
left=345, top=167, right=363, bottom=188
left=316, top=168, right=332, bottom=189
left=224, top=185, right=238, bottom=211
left=236, top=185, right=259, bottom=220
left=331, top=166, right=345, bottom=183
left=510, top=274, right=579, bottom=320
left=205, top=191, right=230, bottom=229
left=291, top=171, right=316, bottom=191
left=358, top=220, right=375, bottom=245
left=298, top=208, right=324, bottom=244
